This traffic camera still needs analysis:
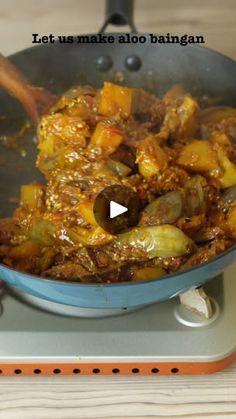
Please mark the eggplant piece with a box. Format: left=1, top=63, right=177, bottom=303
left=111, top=225, right=194, bottom=259
left=110, top=144, right=136, bottom=169
left=182, top=239, right=232, bottom=270
left=193, top=226, right=223, bottom=244
left=106, top=159, right=131, bottom=177
left=200, top=106, right=236, bottom=124
left=200, top=106, right=236, bottom=140
left=184, top=175, right=207, bottom=217
left=218, top=185, right=236, bottom=212
left=140, top=191, right=184, bottom=226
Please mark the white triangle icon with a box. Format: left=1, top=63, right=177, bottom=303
left=110, top=201, right=128, bottom=219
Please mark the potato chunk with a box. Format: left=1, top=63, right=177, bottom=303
left=38, top=137, right=55, bottom=157
left=89, top=121, right=123, bottom=156
left=133, top=266, right=166, bottom=281
left=162, top=95, right=199, bottom=139
left=136, top=136, right=169, bottom=178
left=216, top=147, right=236, bottom=188
left=8, top=240, right=41, bottom=259
left=176, top=95, right=199, bottom=138
left=20, top=183, right=44, bottom=209
left=98, top=82, right=133, bottom=118
left=219, top=163, right=236, bottom=188
left=177, top=140, right=219, bottom=174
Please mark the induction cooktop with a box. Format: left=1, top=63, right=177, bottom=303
left=0, top=263, right=235, bottom=376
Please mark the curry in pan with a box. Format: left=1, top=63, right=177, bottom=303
left=1, top=81, right=236, bottom=283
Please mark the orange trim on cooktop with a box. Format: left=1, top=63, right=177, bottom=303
left=0, top=353, right=236, bottom=376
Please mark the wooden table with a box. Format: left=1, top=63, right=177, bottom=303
left=1, top=0, right=236, bottom=417
left=1, top=367, right=236, bottom=418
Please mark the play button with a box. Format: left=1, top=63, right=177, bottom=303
left=93, top=185, right=142, bottom=235
left=110, top=201, right=128, bottom=219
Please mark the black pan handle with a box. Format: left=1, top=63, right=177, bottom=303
left=99, top=0, right=137, bottom=33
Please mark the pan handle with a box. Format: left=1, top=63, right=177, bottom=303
left=99, top=0, right=137, bottom=33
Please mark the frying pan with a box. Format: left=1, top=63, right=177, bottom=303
left=0, top=0, right=236, bottom=310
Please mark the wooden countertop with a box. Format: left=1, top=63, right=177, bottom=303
left=1, top=366, right=236, bottom=418
left=0, top=0, right=236, bottom=418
